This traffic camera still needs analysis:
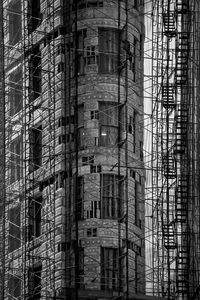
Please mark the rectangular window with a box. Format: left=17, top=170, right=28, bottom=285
left=135, top=181, right=142, bottom=228
left=78, top=247, right=84, bottom=288
left=8, top=205, right=21, bottom=253
left=129, top=111, right=136, bottom=153
left=76, top=176, right=84, bottom=220
left=8, top=275, right=21, bottom=298
left=82, top=155, right=94, bottom=165
left=86, top=46, right=97, bottom=65
left=76, top=29, right=86, bottom=75
left=28, top=264, right=42, bottom=300
left=29, top=46, right=41, bottom=101
left=74, top=0, right=103, bottom=9
left=140, top=141, right=143, bottom=161
left=99, top=102, right=118, bottom=147
left=28, top=196, right=42, bottom=240
left=9, top=67, right=23, bottom=116
left=8, top=0, right=21, bottom=45
left=57, top=62, right=64, bottom=73
left=57, top=44, right=65, bottom=55
left=101, top=247, right=118, bottom=290
left=28, top=0, right=41, bottom=34
left=91, top=110, right=99, bottom=120
left=10, top=136, right=23, bottom=183
left=99, top=28, right=119, bottom=74
left=132, top=38, right=138, bottom=81
left=29, top=126, right=42, bottom=171
left=101, top=174, right=124, bottom=219
left=78, top=105, right=85, bottom=149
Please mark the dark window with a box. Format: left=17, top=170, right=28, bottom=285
left=90, top=165, right=102, bottom=173
left=8, top=275, right=21, bottom=298
left=91, top=110, right=99, bottom=120
left=87, top=228, right=97, bottom=236
left=8, top=0, right=21, bottom=45
left=57, top=44, right=65, bottom=55
left=129, top=111, right=137, bottom=152
left=10, top=136, right=23, bottom=183
left=77, top=105, right=84, bottom=149
left=29, top=126, right=42, bottom=171
left=87, top=201, right=98, bottom=219
left=99, top=28, right=119, bottom=74
left=29, top=46, right=41, bottom=101
left=9, top=67, right=23, bottom=116
left=78, top=247, right=84, bottom=288
left=82, top=156, right=94, bottom=165
left=74, top=0, right=103, bottom=9
left=86, top=46, right=97, bottom=65
left=28, top=196, right=42, bottom=240
left=101, top=247, right=118, bottom=290
left=134, top=0, right=138, bottom=9
left=76, top=176, right=84, bottom=220
left=57, top=62, right=64, bottom=73
left=8, top=205, right=21, bottom=252
left=132, top=38, right=138, bottom=81
left=101, top=174, right=124, bottom=219
left=28, top=264, right=42, bottom=300
left=99, top=102, right=118, bottom=147
left=28, top=0, right=41, bottom=34
left=75, top=29, right=86, bottom=75
left=140, top=141, right=143, bottom=161
left=58, top=135, right=66, bottom=144
left=135, top=181, right=142, bottom=228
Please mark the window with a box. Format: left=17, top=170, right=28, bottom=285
left=99, top=102, right=118, bottom=147
left=57, top=62, right=64, bottom=73
left=74, top=0, right=103, bottom=9
left=28, top=0, right=41, bottom=34
left=8, top=275, right=21, bottom=298
left=87, top=201, right=98, bottom=218
left=58, top=134, right=66, bottom=144
left=99, top=28, right=119, bottom=74
left=90, top=165, right=102, bottom=173
left=129, top=111, right=136, bottom=153
left=86, top=46, right=97, bottom=65
left=91, top=110, right=99, bottom=120
left=8, top=0, right=21, bottom=45
left=8, top=205, right=21, bottom=252
left=57, top=44, right=65, bottom=55
left=29, top=46, right=41, bottom=101
left=101, top=247, right=118, bottom=290
left=10, top=136, right=23, bottom=183
left=135, top=181, right=142, bottom=228
left=87, top=228, right=97, bottom=237
left=82, top=156, right=94, bottom=165
left=76, top=176, right=84, bottom=220
left=132, top=38, right=138, bottom=81
left=140, top=141, right=143, bottom=161
left=28, top=264, right=42, bottom=300
left=77, top=105, right=85, bottom=149
left=9, top=67, right=23, bottom=116
left=101, top=174, right=124, bottom=219
left=29, top=126, right=42, bottom=171
left=28, top=196, right=42, bottom=240
left=78, top=247, right=84, bottom=288
left=75, top=29, right=86, bottom=75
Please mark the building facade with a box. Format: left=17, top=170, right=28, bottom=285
left=0, top=0, right=145, bottom=299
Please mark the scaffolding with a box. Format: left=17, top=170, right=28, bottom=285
left=0, top=1, right=146, bottom=299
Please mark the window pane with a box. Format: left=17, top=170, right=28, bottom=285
left=100, top=125, right=118, bottom=146
left=99, top=28, right=119, bottom=74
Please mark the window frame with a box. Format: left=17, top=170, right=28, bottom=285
left=100, top=174, right=124, bottom=219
